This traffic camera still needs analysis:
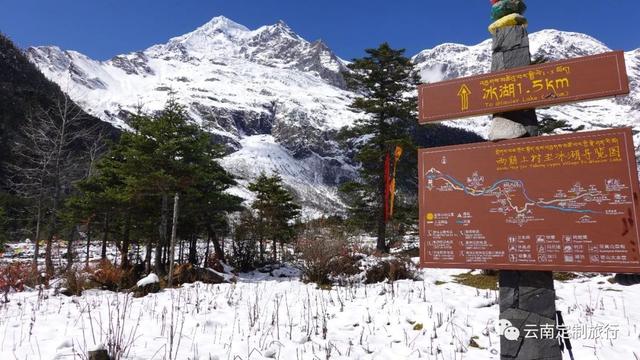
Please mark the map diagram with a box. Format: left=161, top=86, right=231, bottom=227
left=418, top=128, right=640, bottom=272
left=424, top=168, right=631, bottom=226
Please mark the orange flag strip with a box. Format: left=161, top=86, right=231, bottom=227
left=384, top=152, right=391, bottom=223
left=389, top=146, right=403, bottom=219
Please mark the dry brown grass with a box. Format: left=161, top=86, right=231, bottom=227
left=364, top=257, right=417, bottom=284
left=452, top=272, right=498, bottom=290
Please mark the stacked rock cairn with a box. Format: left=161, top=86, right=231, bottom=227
left=489, top=1, right=564, bottom=359
left=487, top=0, right=539, bottom=141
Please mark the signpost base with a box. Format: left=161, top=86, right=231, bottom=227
left=499, top=271, right=562, bottom=359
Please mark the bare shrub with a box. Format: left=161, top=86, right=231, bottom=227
left=105, top=294, right=141, bottom=360
left=330, top=254, right=362, bottom=277
left=0, top=262, right=44, bottom=301
left=62, top=268, right=89, bottom=296
left=364, top=257, right=417, bottom=284
left=89, top=260, right=129, bottom=291
left=295, top=220, right=349, bottom=285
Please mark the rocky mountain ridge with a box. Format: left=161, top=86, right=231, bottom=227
left=25, top=18, right=640, bottom=215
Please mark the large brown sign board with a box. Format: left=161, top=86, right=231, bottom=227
left=418, top=51, right=629, bottom=123
left=418, top=128, right=640, bottom=272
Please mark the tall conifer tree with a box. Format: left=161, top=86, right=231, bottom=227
left=339, top=43, right=419, bottom=252
left=70, top=99, right=242, bottom=271
left=248, top=173, right=301, bottom=262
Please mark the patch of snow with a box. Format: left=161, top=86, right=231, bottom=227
left=88, top=343, right=105, bottom=351
left=136, top=273, right=159, bottom=287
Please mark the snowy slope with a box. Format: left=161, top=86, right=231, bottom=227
left=26, top=19, right=640, bottom=214
left=219, top=135, right=354, bottom=219
left=2, top=268, right=639, bottom=360
left=27, top=16, right=359, bottom=214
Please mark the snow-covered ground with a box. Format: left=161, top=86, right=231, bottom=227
left=1, top=263, right=638, bottom=360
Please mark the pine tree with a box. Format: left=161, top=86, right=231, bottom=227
left=121, top=100, right=210, bottom=273
left=64, top=154, right=130, bottom=268
left=339, top=43, right=419, bottom=252
left=248, top=173, right=301, bottom=263
left=70, top=99, right=242, bottom=271
left=178, top=151, right=243, bottom=263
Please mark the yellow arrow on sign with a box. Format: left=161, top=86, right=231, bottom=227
left=457, top=84, right=471, bottom=111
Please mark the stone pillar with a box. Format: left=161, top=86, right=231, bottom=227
left=489, top=26, right=539, bottom=139
left=490, top=23, right=563, bottom=360
left=499, top=271, right=561, bottom=359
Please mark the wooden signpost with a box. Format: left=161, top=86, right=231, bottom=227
left=419, top=128, right=640, bottom=272
left=418, top=51, right=629, bottom=124
left=416, top=11, right=632, bottom=358
left=417, top=53, right=632, bottom=272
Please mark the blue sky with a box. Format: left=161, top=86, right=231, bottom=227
left=2, top=0, right=639, bottom=61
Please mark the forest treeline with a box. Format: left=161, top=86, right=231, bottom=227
left=0, top=33, right=483, bottom=280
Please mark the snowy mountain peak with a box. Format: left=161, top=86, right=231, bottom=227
left=129, top=16, right=347, bottom=87
left=274, top=19, right=294, bottom=31
left=25, top=24, right=640, bottom=216
left=186, top=15, right=250, bottom=39
left=529, top=29, right=611, bottom=60
left=146, top=16, right=250, bottom=59
left=254, top=20, right=300, bottom=40
left=203, top=15, right=249, bottom=32
left=530, top=29, right=606, bottom=45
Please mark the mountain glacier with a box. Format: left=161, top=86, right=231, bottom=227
left=26, top=17, right=640, bottom=215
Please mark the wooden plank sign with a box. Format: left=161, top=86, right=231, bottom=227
left=418, top=128, right=640, bottom=272
left=418, top=51, right=630, bottom=123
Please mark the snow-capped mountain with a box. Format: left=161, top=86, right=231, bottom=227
left=27, top=16, right=358, bottom=216
left=26, top=17, right=640, bottom=215
left=413, top=29, right=640, bottom=141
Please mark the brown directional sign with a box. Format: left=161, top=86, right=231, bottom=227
left=418, top=128, right=640, bottom=272
left=418, top=51, right=630, bottom=123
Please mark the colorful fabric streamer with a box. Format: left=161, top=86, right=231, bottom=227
left=488, top=13, right=528, bottom=34
left=388, top=146, right=403, bottom=219
left=383, top=152, right=391, bottom=223
left=491, top=0, right=527, bottom=21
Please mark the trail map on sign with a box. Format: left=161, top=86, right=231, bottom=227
left=418, top=128, right=640, bottom=272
